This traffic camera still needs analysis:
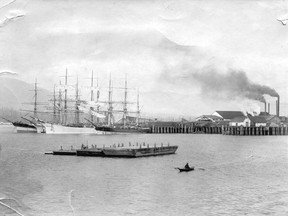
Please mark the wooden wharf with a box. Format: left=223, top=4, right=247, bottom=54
left=149, top=122, right=288, bottom=136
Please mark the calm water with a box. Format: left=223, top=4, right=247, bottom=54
left=0, top=126, right=288, bottom=216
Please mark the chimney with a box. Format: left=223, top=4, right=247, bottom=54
left=277, top=96, right=280, bottom=117
left=268, top=103, right=270, bottom=114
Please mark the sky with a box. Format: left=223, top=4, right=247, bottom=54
left=0, top=0, right=288, bottom=118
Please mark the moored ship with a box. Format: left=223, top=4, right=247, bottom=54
left=88, top=73, right=151, bottom=134
left=39, top=70, right=105, bottom=134
left=12, top=121, right=37, bottom=133
left=0, top=117, right=38, bottom=133
left=86, top=119, right=151, bottom=134
left=42, top=123, right=102, bottom=134
left=95, top=125, right=150, bottom=134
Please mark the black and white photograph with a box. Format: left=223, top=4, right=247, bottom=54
left=0, top=0, right=288, bottom=215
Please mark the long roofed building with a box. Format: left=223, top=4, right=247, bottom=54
left=212, top=111, right=245, bottom=121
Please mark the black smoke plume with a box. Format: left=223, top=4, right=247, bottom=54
left=191, top=69, right=278, bottom=102
left=160, top=66, right=278, bottom=103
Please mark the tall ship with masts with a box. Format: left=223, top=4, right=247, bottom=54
left=87, top=74, right=151, bottom=134
left=2, top=79, right=46, bottom=133
left=39, top=70, right=105, bottom=134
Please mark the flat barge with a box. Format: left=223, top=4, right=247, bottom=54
left=52, top=150, right=76, bottom=155
left=102, top=145, right=178, bottom=158
left=76, top=148, right=105, bottom=157
left=47, top=143, right=178, bottom=158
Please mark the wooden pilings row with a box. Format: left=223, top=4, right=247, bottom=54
left=222, top=126, right=288, bottom=136
left=151, top=125, right=222, bottom=134
left=150, top=125, right=288, bottom=135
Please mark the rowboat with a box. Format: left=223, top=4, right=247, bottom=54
left=177, top=167, right=195, bottom=172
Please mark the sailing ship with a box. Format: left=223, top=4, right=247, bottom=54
left=88, top=74, right=151, bottom=134
left=39, top=70, right=104, bottom=134
left=0, top=117, right=37, bottom=133
left=3, top=79, right=46, bottom=133
left=12, top=121, right=37, bottom=133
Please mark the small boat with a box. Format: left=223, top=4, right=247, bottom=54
left=177, top=167, right=195, bottom=172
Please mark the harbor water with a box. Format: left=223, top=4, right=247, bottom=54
left=0, top=126, right=288, bottom=215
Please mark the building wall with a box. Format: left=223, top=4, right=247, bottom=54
left=255, top=123, right=267, bottom=127
left=229, top=118, right=250, bottom=127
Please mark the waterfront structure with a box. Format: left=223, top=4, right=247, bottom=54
left=194, top=115, right=223, bottom=122
left=248, top=115, right=267, bottom=127
left=229, top=116, right=251, bottom=127
left=212, top=111, right=245, bottom=121
left=261, top=115, right=281, bottom=125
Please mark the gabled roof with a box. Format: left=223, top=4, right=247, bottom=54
left=195, top=115, right=223, bottom=122
left=181, top=118, right=190, bottom=123
left=230, top=116, right=247, bottom=123
left=259, top=112, right=270, bottom=116
left=214, top=111, right=245, bottom=120
left=267, top=122, right=278, bottom=127
left=204, top=115, right=223, bottom=120
left=259, top=115, right=279, bottom=121
left=248, top=115, right=267, bottom=123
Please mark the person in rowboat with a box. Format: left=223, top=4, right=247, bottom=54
left=185, top=163, right=190, bottom=169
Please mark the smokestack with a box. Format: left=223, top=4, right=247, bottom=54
left=264, top=101, right=266, bottom=114
left=268, top=103, right=270, bottom=114
left=277, top=96, right=280, bottom=117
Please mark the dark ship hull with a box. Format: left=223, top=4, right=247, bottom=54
left=12, top=122, right=37, bottom=133
left=94, top=125, right=151, bottom=134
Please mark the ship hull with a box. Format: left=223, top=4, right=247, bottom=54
left=15, top=126, right=37, bottom=133
left=94, top=126, right=151, bottom=134
left=12, top=122, right=37, bottom=133
left=43, top=123, right=104, bottom=134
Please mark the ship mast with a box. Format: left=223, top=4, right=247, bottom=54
left=64, top=68, right=68, bottom=125
left=107, top=73, right=113, bottom=126
left=53, top=84, right=56, bottom=123
left=123, top=73, right=128, bottom=128
left=136, top=88, right=140, bottom=126
left=33, top=78, right=38, bottom=117
left=96, top=72, right=100, bottom=124
left=90, top=70, right=94, bottom=122
left=75, top=74, right=80, bottom=125
left=58, top=81, right=63, bottom=124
